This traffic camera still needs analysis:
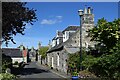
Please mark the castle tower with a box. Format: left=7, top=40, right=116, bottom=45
left=81, top=6, right=95, bottom=48
left=81, top=6, right=94, bottom=31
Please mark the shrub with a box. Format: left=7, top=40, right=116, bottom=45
left=2, top=54, right=12, bottom=73
left=0, top=73, right=17, bottom=80
left=72, top=72, right=78, bottom=76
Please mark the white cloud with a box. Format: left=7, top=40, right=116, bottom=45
left=40, top=16, right=63, bottom=25
left=56, top=16, right=63, bottom=19
left=40, top=19, right=56, bottom=24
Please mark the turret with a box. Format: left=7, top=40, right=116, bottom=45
left=84, top=7, right=87, bottom=14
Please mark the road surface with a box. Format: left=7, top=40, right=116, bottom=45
left=15, top=62, right=62, bottom=79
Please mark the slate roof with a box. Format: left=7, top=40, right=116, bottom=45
left=47, top=26, right=80, bottom=53
left=52, top=37, right=56, bottom=40
left=47, top=43, right=63, bottom=53
left=64, top=47, right=80, bottom=54
left=2, top=48, right=23, bottom=58
left=47, top=31, right=79, bottom=53
left=62, top=26, right=79, bottom=33
left=47, top=41, right=79, bottom=53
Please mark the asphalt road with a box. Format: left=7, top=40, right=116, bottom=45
left=16, top=61, right=61, bottom=79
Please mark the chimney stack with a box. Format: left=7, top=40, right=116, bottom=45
left=87, top=7, right=91, bottom=14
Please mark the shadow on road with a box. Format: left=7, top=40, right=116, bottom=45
left=12, top=67, right=50, bottom=76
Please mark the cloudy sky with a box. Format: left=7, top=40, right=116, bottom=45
left=2, top=2, right=118, bottom=49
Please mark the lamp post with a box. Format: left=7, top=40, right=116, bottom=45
left=78, top=9, right=83, bottom=71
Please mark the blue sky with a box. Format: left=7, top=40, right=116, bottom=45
left=2, top=2, right=118, bottom=49
left=21, top=0, right=120, bottom=2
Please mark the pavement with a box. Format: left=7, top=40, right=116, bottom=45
left=36, top=61, right=72, bottom=79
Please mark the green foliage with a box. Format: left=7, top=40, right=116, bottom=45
left=2, top=2, right=37, bottom=46
left=68, top=53, right=80, bottom=70
left=0, top=73, right=17, bottom=80
left=2, top=54, right=12, bottom=73
left=67, top=50, right=87, bottom=73
left=72, top=72, right=78, bottom=76
left=39, top=47, right=49, bottom=59
left=89, top=18, right=120, bottom=53
left=68, top=18, right=120, bottom=78
left=89, top=46, right=120, bottom=78
left=82, top=18, right=120, bottom=79
left=82, top=55, right=99, bottom=70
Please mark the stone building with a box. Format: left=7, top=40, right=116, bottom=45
left=47, top=7, right=95, bottom=73
left=28, top=47, right=37, bottom=62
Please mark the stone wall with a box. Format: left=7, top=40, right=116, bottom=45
left=47, top=49, right=68, bottom=73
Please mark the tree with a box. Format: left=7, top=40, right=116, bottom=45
left=82, top=18, right=120, bottom=78
left=88, top=18, right=120, bottom=53
left=39, top=47, right=48, bottom=64
left=39, top=47, right=49, bottom=59
left=87, top=41, right=120, bottom=78
left=2, top=2, right=37, bottom=46
left=67, top=50, right=87, bottom=73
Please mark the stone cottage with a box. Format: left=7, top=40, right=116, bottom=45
left=47, top=7, right=95, bottom=73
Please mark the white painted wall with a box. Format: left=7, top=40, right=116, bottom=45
left=57, top=55, right=59, bottom=66
left=52, top=40, right=56, bottom=47
left=47, top=55, right=50, bottom=66
left=52, top=57, right=54, bottom=67
left=57, top=39, right=59, bottom=45
left=63, top=31, right=76, bottom=42
left=12, top=58, right=23, bottom=63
